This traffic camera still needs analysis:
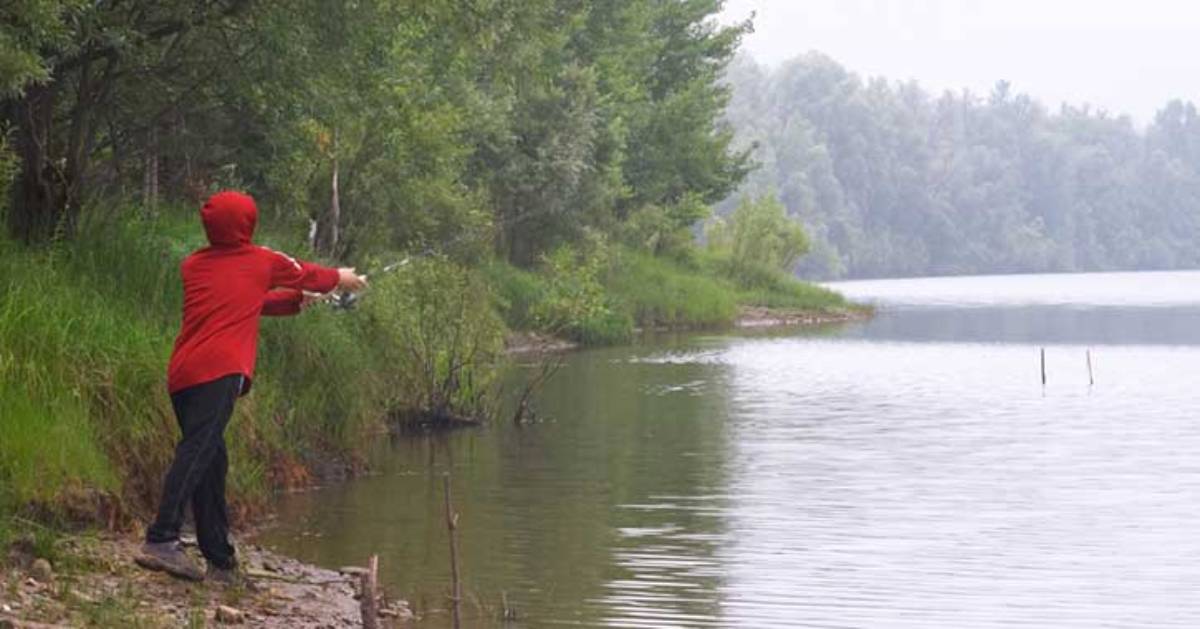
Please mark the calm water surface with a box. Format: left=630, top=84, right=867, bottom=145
left=262, top=270, right=1200, bottom=627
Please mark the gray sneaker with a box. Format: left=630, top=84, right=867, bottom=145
left=135, top=541, right=204, bottom=581
left=206, top=563, right=259, bottom=591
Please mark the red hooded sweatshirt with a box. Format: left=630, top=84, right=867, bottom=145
left=166, top=191, right=340, bottom=395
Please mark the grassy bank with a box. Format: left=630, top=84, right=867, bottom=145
left=489, top=246, right=853, bottom=344
left=0, top=209, right=854, bottom=551
left=0, top=210, right=404, bottom=547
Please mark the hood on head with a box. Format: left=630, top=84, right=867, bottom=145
left=201, top=191, right=258, bottom=246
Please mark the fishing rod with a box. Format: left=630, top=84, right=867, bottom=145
left=325, top=257, right=410, bottom=310
left=320, top=203, right=566, bottom=310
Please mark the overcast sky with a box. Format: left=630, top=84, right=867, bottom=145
left=718, top=0, right=1200, bottom=124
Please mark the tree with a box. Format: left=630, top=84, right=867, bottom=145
left=2, top=0, right=257, bottom=242
left=708, top=193, right=809, bottom=275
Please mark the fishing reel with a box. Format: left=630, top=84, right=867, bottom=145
left=326, top=257, right=410, bottom=311
left=331, top=291, right=361, bottom=310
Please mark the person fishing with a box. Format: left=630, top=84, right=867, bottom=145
left=135, top=190, right=367, bottom=584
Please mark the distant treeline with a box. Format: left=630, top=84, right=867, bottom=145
left=723, top=53, right=1200, bottom=279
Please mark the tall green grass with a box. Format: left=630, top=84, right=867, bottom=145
left=608, top=250, right=739, bottom=328
left=0, top=208, right=395, bottom=527
left=488, top=246, right=852, bottom=343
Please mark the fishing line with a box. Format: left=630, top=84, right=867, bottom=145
left=323, top=203, right=572, bottom=310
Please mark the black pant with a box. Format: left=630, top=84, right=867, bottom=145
left=146, top=374, right=242, bottom=569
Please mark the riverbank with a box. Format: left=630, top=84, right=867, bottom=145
left=735, top=304, right=872, bottom=329
left=0, top=210, right=866, bottom=625
left=1, top=531, right=411, bottom=627
left=506, top=303, right=870, bottom=353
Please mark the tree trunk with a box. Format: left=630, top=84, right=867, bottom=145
left=7, top=84, right=69, bottom=243
left=143, top=126, right=159, bottom=213
left=328, top=154, right=340, bottom=253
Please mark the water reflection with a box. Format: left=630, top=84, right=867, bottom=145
left=717, top=339, right=1200, bottom=627
left=264, top=338, right=736, bottom=627
left=263, top=271, right=1200, bottom=627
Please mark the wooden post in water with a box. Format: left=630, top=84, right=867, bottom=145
left=1041, top=348, right=1047, bottom=386
left=444, top=474, right=462, bottom=629
left=361, top=554, right=379, bottom=629
left=1087, top=349, right=1095, bottom=386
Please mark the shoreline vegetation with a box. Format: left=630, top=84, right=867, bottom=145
left=0, top=209, right=864, bottom=627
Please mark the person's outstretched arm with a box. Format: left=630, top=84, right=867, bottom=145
left=262, top=247, right=367, bottom=294
left=262, top=289, right=303, bottom=316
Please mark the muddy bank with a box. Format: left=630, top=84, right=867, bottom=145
left=734, top=305, right=871, bottom=329
left=1, top=534, right=411, bottom=628
left=504, top=331, right=578, bottom=354
left=507, top=306, right=872, bottom=353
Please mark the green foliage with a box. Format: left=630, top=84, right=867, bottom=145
left=707, top=193, right=810, bottom=279
left=489, top=243, right=846, bottom=342
left=0, top=127, right=18, bottom=218
left=608, top=250, right=738, bottom=328
left=530, top=241, right=632, bottom=345
left=0, top=0, right=79, bottom=96
left=484, top=260, right=546, bottom=330
left=365, top=258, right=506, bottom=423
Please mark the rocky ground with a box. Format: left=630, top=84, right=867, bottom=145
left=1, top=533, right=412, bottom=628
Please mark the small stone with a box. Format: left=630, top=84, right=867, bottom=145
left=215, top=605, right=245, bottom=624
left=261, top=560, right=281, bottom=573
left=30, top=558, right=53, bottom=583
left=338, top=566, right=368, bottom=577
left=381, top=600, right=415, bottom=621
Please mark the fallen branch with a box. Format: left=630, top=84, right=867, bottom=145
left=360, top=555, right=379, bottom=629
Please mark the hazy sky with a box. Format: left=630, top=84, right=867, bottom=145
left=719, top=0, right=1200, bottom=124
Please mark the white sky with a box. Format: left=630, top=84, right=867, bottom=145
left=718, top=0, right=1200, bottom=124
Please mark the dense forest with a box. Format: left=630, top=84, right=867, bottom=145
left=722, top=53, right=1200, bottom=279
left=2, top=0, right=750, bottom=261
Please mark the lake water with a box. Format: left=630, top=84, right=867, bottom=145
left=261, top=270, right=1200, bottom=628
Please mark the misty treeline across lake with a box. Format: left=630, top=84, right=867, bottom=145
left=722, top=53, right=1200, bottom=280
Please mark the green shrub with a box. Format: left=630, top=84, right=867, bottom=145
left=365, top=257, right=507, bottom=423
left=530, top=243, right=632, bottom=344
left=707, top=193, right=810, bottom=280
left=608, top=250, right=738, bottom=328
left=484, top=260, right=545, bottom=329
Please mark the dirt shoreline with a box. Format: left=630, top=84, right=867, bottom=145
left=733, top=305, right=872, bottom=329
left=506, top=305, right=872, bottom=354
left=1, top=534, right=411, bottom=628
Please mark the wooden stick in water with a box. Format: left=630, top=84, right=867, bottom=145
left=445, top=473, right=463, bottom=629
left=361, top=554, right=379, bottom=629
left=1087, top=349, right=1094, bottom=386
left=1041, top=348, right=1047, bottom=386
